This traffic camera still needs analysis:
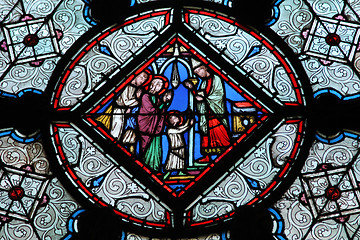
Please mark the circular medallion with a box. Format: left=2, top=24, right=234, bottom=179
left=8, top=186, right=25, bottom=201
left=325, top=186, right=341, bottom=201
left=47, top=6, right=311, bottom=234
left=23, top=34, right=39, bottom=47
left=325, top=33, right=341, bottom=46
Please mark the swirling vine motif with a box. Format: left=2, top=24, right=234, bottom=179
left=57, top=13, right=168, bottom=108
left=190, top=122, right=298, bottom=222
left=33, top=178, right=80, bottom=238
left=270, top=0, right=313, bottom=54
left=58, top=47, right=120, bottom=107
left=309, top=0, right=343, bottom=17
left=0, top=136, right=50, bottom=174
left=302, top=138, right=359, bottom=173
left=102, top=14, right=166, bottom=63
left=303, top=58, right=360, bottom=95
left=0, top=177, right=80, bottom=240
left=188, top=13, right=250, bottom=64
left=2, top=220, right=37, bottom=240
left=55, top=125, right=168, bottom=223
left=187, top=12, right=300, bottom=103
left=0, top=0, right=24, bottom=24
left=125, top=232, right=226, bottom=240
left=58, top=127, right=114, bottom=184
left=271, top=123, right=297, bottom=165
left=273, top=135, right=360, bottom=239
left=271, top=0, right=360, bottom=95
left=95, top=168, right=167, bottom=222
left=0, top=0, right=91, bottom=95
left=0, top=129, right=83, bottom=240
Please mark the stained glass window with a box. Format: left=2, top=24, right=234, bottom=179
left=1, top=0, right=360, bottom=239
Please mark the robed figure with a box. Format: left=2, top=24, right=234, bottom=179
left=137, top=76, right=173, bottom=171
left=185, top=59, right=230, bottom=162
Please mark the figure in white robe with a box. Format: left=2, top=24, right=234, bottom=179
left=165, top=114, right=194, bottom=170
left=110, top=71, right=150, bottom=143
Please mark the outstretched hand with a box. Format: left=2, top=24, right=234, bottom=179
left=195, top=95, right=204, bottom=101
left=136, top=88, right=142, bottom=99
left=183, top=80, right=194, bottom=90
left=163, top=90, right=173, bottom=102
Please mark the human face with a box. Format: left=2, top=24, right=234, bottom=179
left=149, top=79, right=163, bottom=94
left=194, top=65, right=210, bottom=78
left=132, top=72, right=148, bottom=86
left=169, top=115, right=180, bottom=126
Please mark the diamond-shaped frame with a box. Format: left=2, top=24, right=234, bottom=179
left=304, top=17, right=360, bottom=63
left=2, top=18, right=60, bottom=64
left=0, top=167, right=49, bottom=221
left=302, top=167, right=360, bottom=220
left=85, top=36, right=270, bottom=197
left=48, top=6, right=310, bottom=231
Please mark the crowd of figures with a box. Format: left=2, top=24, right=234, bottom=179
left=97, top=59, right=232, bottom=173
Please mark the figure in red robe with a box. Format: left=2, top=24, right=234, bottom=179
left=185, top=60, right=230, bottom=162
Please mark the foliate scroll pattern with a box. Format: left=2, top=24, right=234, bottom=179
left=307, top=0, right=344, bottom=18
left=125, top=232, right=227, bottom=240
left=58, top=127, right=114, bottom=186
left=0, top=0, right=91, bottom=95
left=186, top=12, right=298, bottom=103
left=191, top=171, right=252, bottom=223
left=100, top=14, right=167, bottom=63
left=56, top=125, right=168, bottom=223
left=0, top=136, right=50, bottom=174
left=0, top=219, right=38, bottom=240
left=57, top=13, right=168, bottom=108
left=23, top=0, right=62, bottom=19
left=274, top=136, right=360, bottom=240
left=188, top=13, right=254, bottom=64
left=0, top=0, right=24, bottom=24
left=274, top=178, right=314, bottom=240
left=302, top=137, right=359, bottom=174
left=191, top=122, right=298, bottom=222
left=351, top=145, right=360, bottom=183
left=57, top=47, right=119, bottom=107
left=239, top=122, right=297, bottom=184
left=269, top=0, right=313, bottom=54
left=344, top=0, right=360, bottom=22
left=0, top=57, right=59, bottom=95
left=308, top=219, right=353, bottom=239
left=302, top=57, right=360, bottom=95
left=51, top=0, right=90, bottom=53
left=343, top=214, right=360, bottom=238
left=94, top=168, right=167, bottom=223
left=241, top=49, right=298, bottom=103
left=178, top=234, right=228, bottom=240
left=274, top=176, right=359, bottom=239
left=33, top=178, right=80, bottom=239
left=271, top=122, right=298, bottom=166
left=0, top=133, right=80, bottom=239
left=0, top=177, right=80, bottom=240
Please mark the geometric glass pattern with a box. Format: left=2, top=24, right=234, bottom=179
left=49, top=6, right=308, bottom=233
left=0, top=166, right=49, bottom=221
left=86, top=36, right=269, bottom=197
left=3, top=0, right=360, bottom=239
left=302, top=166, right=360, bottom=220
left=2, top=17, right=60, bottom=64
left=303, top=16, right=360, bottom=63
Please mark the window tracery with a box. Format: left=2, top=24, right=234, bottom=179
left=0, top=0, right=359, bottom=239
